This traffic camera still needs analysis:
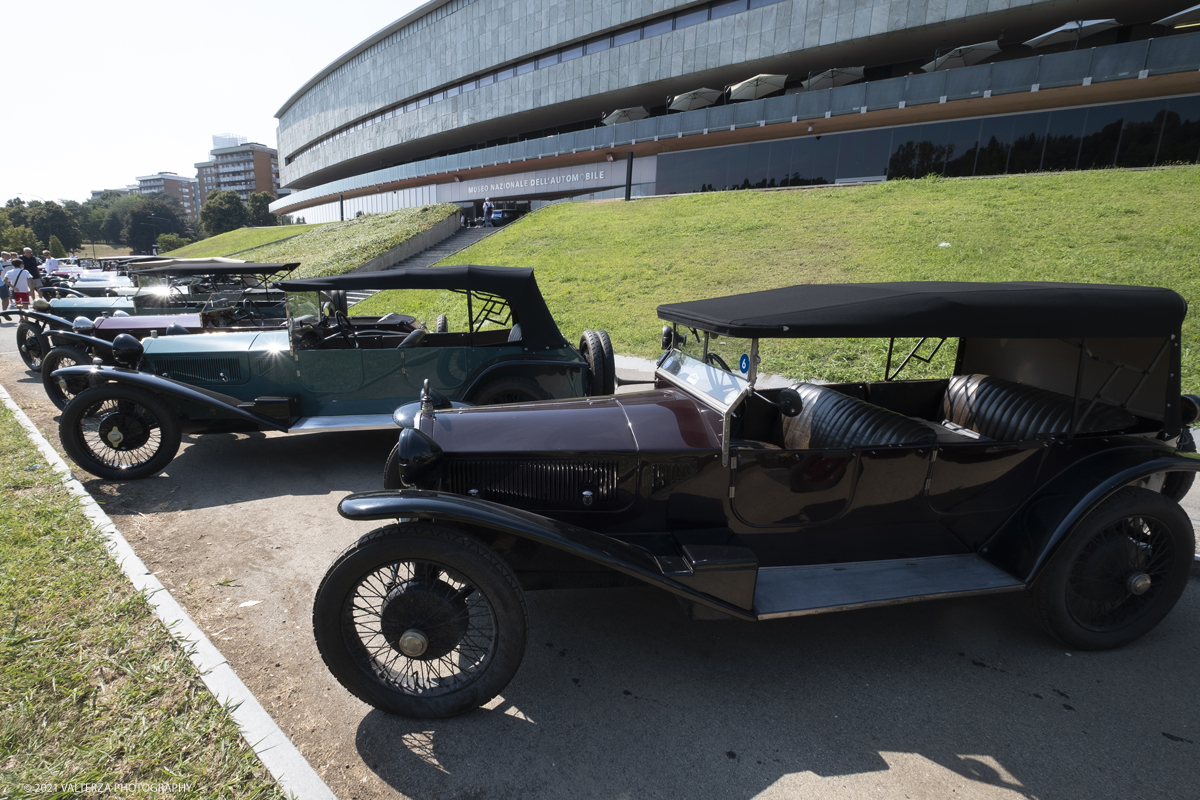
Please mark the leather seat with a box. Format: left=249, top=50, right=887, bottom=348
left=943, top=374, right=1139, bottom=441
left=782, top=384, right=937, bottom=450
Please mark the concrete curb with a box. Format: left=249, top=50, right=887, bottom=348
left=0, top=385, right=337, bottom=800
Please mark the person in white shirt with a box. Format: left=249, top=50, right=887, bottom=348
left=6, top=260, right=33, bottom=308
left=0, top=253, right=12, bottom=311
left=42, top=250, right=59, bottom=275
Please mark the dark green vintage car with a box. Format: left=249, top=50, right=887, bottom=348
left=52, top=266, right=614, bottom=480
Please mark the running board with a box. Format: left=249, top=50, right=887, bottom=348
left=753, top=554, right=1024, bottom=620
left=288, top=414, right=396, bottom=433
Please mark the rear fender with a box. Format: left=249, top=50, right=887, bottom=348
left=53, top=365, right=288, bottom=431
left=459, top=358, right=586, bottom=401
left=338, top=489, right=756, bottom=620
left=982, top=445, right=1200, bottom=582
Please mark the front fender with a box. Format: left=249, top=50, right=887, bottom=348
left=338, top=489, right=756, bottom=620
left=54, top=365, right=288, bottom=431
left=983, top=444, right=1200, bottom=582
left=0, top=309, right=74, bottom=329
left=42, top=330, right=115, bottom=356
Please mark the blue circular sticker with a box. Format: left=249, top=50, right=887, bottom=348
left=739, top=354, right=750, bottom=373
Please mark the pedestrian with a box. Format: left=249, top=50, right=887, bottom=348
left=42, top=249, right=59, bottom=277
left=20, top=247, right=43, bottom=300
left=0, top=253, right=12, bottom=312
left=482, top=197, right=494, bottom=227
left=6, top=257, right=34, bottom=309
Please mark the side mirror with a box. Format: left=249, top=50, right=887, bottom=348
left=661, top=325, right=674, bottom=351
left=778, top=388, right=803, bottom=418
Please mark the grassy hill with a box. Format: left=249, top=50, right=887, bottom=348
left=353, top=167, right=1200, bottom=386
left=166, top=225, right=323, bottom=258
left=246, top=204, right=460, bottom=279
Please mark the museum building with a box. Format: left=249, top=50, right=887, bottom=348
left=270, top=0, right=1200, bottom=222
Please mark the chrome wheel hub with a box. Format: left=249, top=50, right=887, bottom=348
left=106, top=427, right=124, bottom=446
left=397, top=629, right=428, bottom=657
left=1127, top=572, right=1152, bottom=596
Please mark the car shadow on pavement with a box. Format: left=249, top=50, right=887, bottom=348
left=76, top=429, right=398, bottom=513
left=348, top=582, right=1200, bottom=799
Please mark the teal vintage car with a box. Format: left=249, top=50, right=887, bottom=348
left=52, top=266, right=614, bottom=480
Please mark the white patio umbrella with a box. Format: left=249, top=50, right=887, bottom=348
left=727, top=73, right=788, bottom=101
left=1155, top=3, right=1200, bottom=27
left=1023, top=20, right=1119, bottom=50
left=601, top=106, right=649, bottom=125
left=920, top=40, right=1002, bottom=72
left=668, top=88, right=722, bottom=112
left=800, top=67, right=864, bottom=91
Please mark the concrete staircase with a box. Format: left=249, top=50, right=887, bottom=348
left=346, top=226, right=497, bottom=306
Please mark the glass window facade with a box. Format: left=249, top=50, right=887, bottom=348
left=656, top=97, right=1200, bottom=195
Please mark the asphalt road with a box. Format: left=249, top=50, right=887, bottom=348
left=3, top=319, right=1198, bottom=800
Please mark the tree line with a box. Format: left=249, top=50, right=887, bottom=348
left=0, top=189, right=288, bottom=256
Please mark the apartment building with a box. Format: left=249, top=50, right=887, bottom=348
left=195, top=138, right=282, bottom=206
left=134, top=172, right=200, bottom=220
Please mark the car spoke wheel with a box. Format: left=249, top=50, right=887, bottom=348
left=1031, top=487, right=1193, bottom=650
left=472, top=376, right=550, bottom=405
left=313, top=524, right=528, bottom=718
left=41, top=346, right=93, bottom=411
left=59, top=385, right=182, bottom=481
left=16, top=321, right=45, bottom=372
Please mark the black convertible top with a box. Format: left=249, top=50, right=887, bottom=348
left=135, top=258, right=300, bottom=277
left=279, top=265, right=566, bottom=350
left=658, top=282, right=1188, bottom=339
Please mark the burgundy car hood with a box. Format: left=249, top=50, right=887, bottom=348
left=419, top=387, right=722, bottom=453
left=92, top=313, right=203, bottom=339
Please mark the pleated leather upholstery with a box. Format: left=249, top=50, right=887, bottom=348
left=782, top=384, right=937, bottom=450
left=942, top=373, right=1139, bottom=441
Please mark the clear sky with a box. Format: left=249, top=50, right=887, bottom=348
left=0, top=0, right=425, bottom=205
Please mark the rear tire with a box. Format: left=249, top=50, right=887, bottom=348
left=16, top=321, right=45, bottom=372
left=60, top=384, right=182, bottom=480
left=41, top=347, right=92, bottom=411
left=596, top=330, right=616, bottom=394
left=579, top=330, right=608, bottom=396
left=471, top=376, right=550, bottom=405
left=312, top=523, right=528, bottom=718
left=1029, top=487, right=1193, bottom=650
left=1163, top=427, right=1196, bottom=502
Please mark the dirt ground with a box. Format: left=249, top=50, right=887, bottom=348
left=3, top=320, right=1199, bottom=800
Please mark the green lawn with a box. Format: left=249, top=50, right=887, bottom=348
left=248, top=204, right=460, bottom=280
left=354, top=167, right=1200, bottom=386
left=0, top=406, right=283, bottom=798
left=166, top=225, right=323, bottom=258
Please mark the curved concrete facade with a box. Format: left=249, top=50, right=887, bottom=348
left=274, top=0, right=1190, bottom=214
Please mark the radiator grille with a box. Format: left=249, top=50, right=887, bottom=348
left=446, top=458, right=619, bottom=509
left=154, top=357, right=244, bottom=385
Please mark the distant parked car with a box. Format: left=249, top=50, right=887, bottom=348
left=313, top=281, right=1200, bottom=718
left=51, top=266, right=614, bottom=480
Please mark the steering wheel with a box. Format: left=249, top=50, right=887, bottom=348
left=705, top=352, right=731, bottom=372
left=334, top=309, right=359, bottom=349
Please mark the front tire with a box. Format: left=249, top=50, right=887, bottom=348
left=1030, top=487, right=1194, bottom=650
left=312, top=524, right=529, bottom=718
left=16, top=321, right=45, bottom=372
left=59, top=384, right=182, bottom=480
left=41, top=346, right=93, bottom=411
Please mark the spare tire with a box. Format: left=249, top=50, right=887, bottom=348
left=472, top=377, right=551, bottom=405
left=579, top=330, right=608, bottom=397
left=596, top=330, right=616, bottom=395
left=436, top=314, right=449, bottom=333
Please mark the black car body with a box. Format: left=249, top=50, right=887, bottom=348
left=315, top=282, right=1199, bottom=718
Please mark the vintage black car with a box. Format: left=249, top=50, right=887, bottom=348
left=51, top=266, right=614, bottom=481
left=313, top=281, right=1199, bottom=719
